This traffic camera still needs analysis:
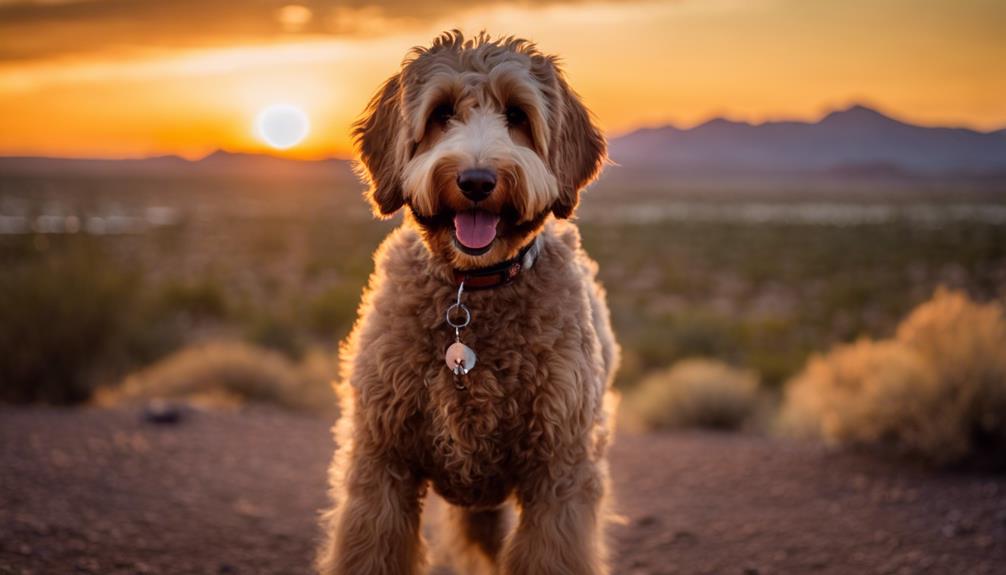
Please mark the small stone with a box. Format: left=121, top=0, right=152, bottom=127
left=670, top=530, right=698, bottom=544
left=143, top=399, right=184, bottom=424
left=956, top=520, right=977, bottom=536
left=636, top=514, right=659, bottom=527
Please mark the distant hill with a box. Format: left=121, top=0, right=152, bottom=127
left=0, top=150, right=357, bottom=180
left=2, top=106, right=1004, bottom=182
left=609, top=105, right=1006, bottom=177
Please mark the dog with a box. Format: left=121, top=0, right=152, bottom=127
left=317, top=31, right=619, bottom=575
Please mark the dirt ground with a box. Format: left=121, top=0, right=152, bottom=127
left=1, top=406, right=1003, bottom=575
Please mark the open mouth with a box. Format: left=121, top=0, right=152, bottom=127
left=453, top=209, right=500, bottom=256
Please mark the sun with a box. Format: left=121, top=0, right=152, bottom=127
left=254, top=104, right=310, bottom=150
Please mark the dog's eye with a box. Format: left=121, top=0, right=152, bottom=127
left=431, top=103, right=454, bottom=125
left=505, top=106, right=527, bottom=127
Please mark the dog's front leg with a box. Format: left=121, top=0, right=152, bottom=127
left=317, top=443, right=427, bottom=575
left=501, top=459, right=609, bottom=575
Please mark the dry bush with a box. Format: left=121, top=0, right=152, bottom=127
left=622, top=358, right=760, bottom=431
left=780, top=289, right=1006, bottom=464
left=97, top=341, right=337, bottom=414
left=780, top=339, right=948, bottom=453
left=896, top=288, right=1006, bottom=447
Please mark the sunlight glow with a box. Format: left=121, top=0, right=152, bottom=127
left=0, top=1, right=1003, bottom=159
left=254, top=104, right=310, bottom=150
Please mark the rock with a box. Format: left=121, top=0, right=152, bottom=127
left=142, top=400, right=184, bottom=425
left=668, top=530, right=698, bottom=545
left=636, top=514, right=659, bottom=527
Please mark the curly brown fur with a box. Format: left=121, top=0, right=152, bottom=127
left=318, top=30, right=618, bottom=575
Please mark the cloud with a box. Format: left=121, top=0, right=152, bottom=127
left=0, top=0, right=638, bottom=61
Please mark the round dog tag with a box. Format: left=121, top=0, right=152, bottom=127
left=445, top=342, right=476, bottom=375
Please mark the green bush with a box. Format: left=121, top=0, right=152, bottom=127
left=245, top=313, right=305, bottom=359
left=155, top=279, right=229, bottom=319
left=0, top=242, right=142, bottom=403
left=306, top=282, right=362, bottom=338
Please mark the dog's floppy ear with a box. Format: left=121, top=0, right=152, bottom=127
left=549, top=74, right=606, bottom=219
left=353, top=75, right=406, bottom=217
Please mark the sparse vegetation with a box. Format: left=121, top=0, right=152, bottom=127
left=780, top=289, right=1006, bottom=464
left=2, top=172, right=1005, bottom=412
left=306, top=282, right=364, bottom=338
left=580, top=209, right=1006, bottom=388
left=0, top=238, right=176, bottom=403
left=155, top=278, right=230, bottom=320
left=244, top=312, right=306, bottom=359
left=622, top=358, right=761, bottom=431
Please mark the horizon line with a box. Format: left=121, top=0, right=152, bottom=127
left=2, top=102, right=1004, bottom=163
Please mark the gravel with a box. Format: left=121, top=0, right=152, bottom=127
left=1, top=406, right=1003, bottom=575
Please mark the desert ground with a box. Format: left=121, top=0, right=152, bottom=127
left=1, top=405, right=1003, bottom=575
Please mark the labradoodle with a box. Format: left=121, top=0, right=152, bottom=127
left=318, top=30, right=619, bottom=575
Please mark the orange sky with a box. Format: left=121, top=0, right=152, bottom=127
left=0, top=0, right=1003, bottom=159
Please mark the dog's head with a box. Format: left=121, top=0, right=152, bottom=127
left=353, top=31, right=605, bottom=269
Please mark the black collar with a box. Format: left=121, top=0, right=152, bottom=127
left=452, top=237, right=541, bottom=290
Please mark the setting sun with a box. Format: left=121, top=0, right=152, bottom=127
left=254, top=104, right=310, bottom=150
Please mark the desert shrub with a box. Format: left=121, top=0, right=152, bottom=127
left=779, top=289, right=1006, bottom=464
left=306, top=282, right=362, bottom=338
left=155, top=279, right=229, bottom=320
left=896, top=288, right=1006, bottom=449
left=780, top=339, right=947, bottom=452
left=622, top=358, right=760, bottom=431
left=98, top=341, right=336, bottom=413
left=0, top=241, right=150, bottom=404
left=244, top=313, right=304, bottom=359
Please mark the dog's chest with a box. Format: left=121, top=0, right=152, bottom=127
left=409, top=308, right=538, bottom=507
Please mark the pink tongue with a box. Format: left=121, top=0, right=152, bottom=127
left=453, top=210, right=500, bottom=249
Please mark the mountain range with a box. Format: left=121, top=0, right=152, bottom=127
left=608, top=104, right=1006, bottom=177
left=1, top=105, right=1003, bottom=179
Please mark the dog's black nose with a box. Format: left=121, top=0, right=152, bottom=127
left=457, top=169, right=496, bottom=202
